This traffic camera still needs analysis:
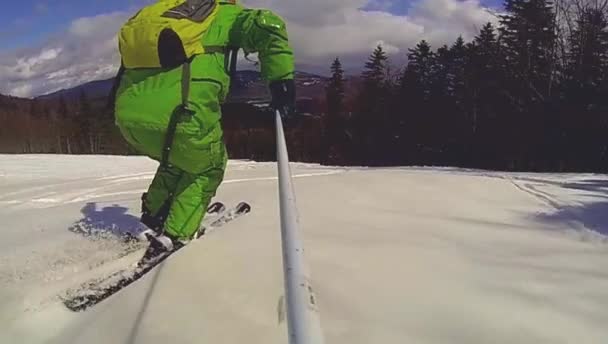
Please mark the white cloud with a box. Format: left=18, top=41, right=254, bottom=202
left=409, top=0, right=496, bottom=37
left=9, top=84, right=33, bottom=98
left=243, top=0, right=496, bottom=72
left=0, top=12, right=127, bottom=98
left=69, top=13, right=127, bottom=38
left=0, top=0, right=497, bottom=97
left=11, top=48, right=62, bottom=80
left=375, top=40, right=401, bottom=55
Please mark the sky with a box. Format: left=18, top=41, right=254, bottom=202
left=0, top=0, right=503, bottom=98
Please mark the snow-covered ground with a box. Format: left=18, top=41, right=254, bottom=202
left=1, top=154, right=607, bottom=344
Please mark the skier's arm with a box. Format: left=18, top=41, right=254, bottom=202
left=231, top=9, right=296, bottom=116
left=232, top=9, right=295, bottom=82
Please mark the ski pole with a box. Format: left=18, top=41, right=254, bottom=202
left=275, top=110, right=325, bottom=344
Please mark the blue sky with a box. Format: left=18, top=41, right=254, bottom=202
left=0, top=0, right=146, bottom=50
left=0, top=0, right=501, bottom=97
left=363, top=0, right=501, bottom=15
left=0, top=0, right=503, bottom=50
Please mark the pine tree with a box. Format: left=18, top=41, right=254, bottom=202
left=355, top=45, right=391, bottom=164
left=360, top=45, right=389, bottom=123
left=324, top=57, right=347, bottom=163
left=450, top=36, right=467, bottom=104
left=563, top=7, right=608, bottom=170
left=431, top=44, right=451, bottom=99
left=362, top=45, right=388, bottom=88
left=326, top=57, right=346, bottom=117
left=499, top=0, right=558, bottom=170
left=467, top=22, right=507, bottom=167
left=499, top=0, right=557, bottom=101
left=446, top=36, right=469, bottom=163
left=566, top=8, right=608, bottom=91
left=474, top=23, right=499, bottom=63
left=400, top=40, right=434, bottom=100
left=398, top=40, right=435, bottom=162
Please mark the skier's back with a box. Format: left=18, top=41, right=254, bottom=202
left=113, top=0, right=296, bottom=251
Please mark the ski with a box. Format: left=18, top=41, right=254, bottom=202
left=197, top=202, right=251, bottom=237
left=61, top=201, right=250, bottom=312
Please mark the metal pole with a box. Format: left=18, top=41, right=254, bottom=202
left=275, top=110, right=325, bottom=344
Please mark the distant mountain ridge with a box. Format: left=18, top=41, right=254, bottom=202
left=36, top=70, right=331, bottom=102
left=37, top=79, right=116, bottom=101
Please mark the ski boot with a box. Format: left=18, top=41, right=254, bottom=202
left=139, top=201, right=226, bottom=263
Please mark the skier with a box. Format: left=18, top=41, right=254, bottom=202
left=112, top=0, right=296, bottom=254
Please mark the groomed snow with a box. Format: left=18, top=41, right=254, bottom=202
left=1, top=154, right=607, bottom=344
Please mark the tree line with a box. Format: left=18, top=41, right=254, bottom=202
left=323, top=0, right=608, bottom=171
left=2, top=0, right=607, bottom=172
left=0, top=91, right=324, bottom=163
left=0, top=92, right=130, bottom=155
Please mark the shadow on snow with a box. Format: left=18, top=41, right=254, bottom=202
left=529, top=178, right=608, bottom=237
left=68, top=202, right=147, bottom=239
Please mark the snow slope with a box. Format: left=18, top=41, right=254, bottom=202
left=1, top=155, right=607, bottom=344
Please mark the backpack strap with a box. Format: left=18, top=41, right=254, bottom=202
left=160, top=45, right=238, bottom=167
left=203, top=45, right=238, bottom=75
left=203, top=45, right=227, bottom=54
left=203, top=45, right=239, bottom=92
left=161, top=60, right=194, bottom=167
left=228, top=46, right=238, bottom=79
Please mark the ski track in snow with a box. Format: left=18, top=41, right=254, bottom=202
left=506, top=176, right=563, bottom=209
left=0, top=170, right=345, bottom=209
left=505, top=175, right=608, bottom=242
left=0, top=236, right=147, bottom=314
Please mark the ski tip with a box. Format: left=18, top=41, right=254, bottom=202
left=236, top=202, right=251, bottom=214
left=207, top=202, right=226, bottom=214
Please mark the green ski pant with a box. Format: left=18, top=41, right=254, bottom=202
left=143, top=163, right=226, bottom=241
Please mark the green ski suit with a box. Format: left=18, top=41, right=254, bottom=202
left=114, top=2, right=295, bottom=241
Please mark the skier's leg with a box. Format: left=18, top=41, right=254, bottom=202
left=140, top=165, right=183, bottom=233
left=163, top=167, right=226, bottom=241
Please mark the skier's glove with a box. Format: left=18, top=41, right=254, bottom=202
left=269, top=79, right=296, bottom=121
